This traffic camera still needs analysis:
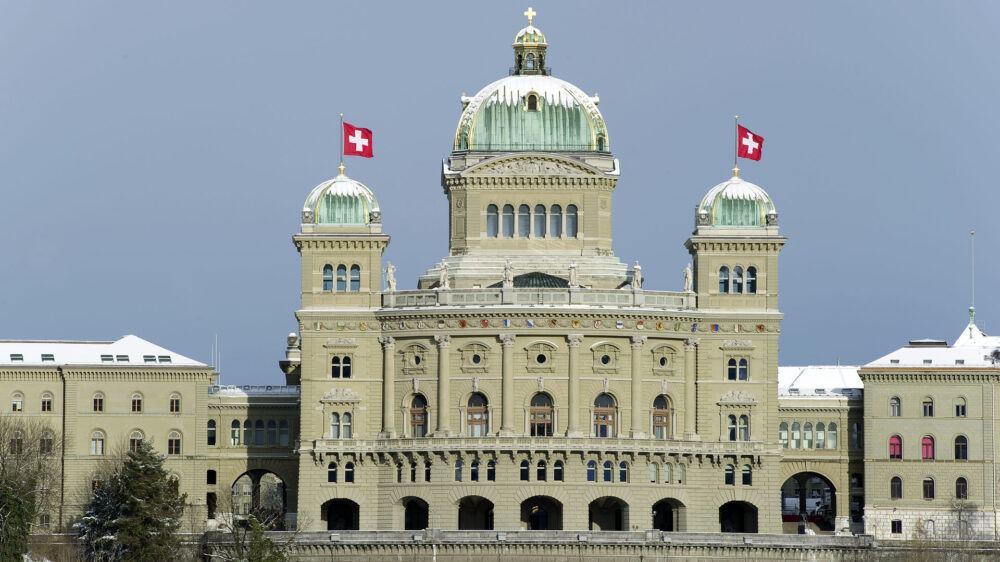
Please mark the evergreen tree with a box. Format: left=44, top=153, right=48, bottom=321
left=0, top=479, right=34, bottom=560
left=77, top=441, right=186, bottom=561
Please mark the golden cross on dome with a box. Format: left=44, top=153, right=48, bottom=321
left=524, top=7, right=536, bottom=26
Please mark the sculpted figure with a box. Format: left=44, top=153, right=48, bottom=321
left=683, top=263, right=693, bottom=292
left=384, top=262, right=397, bottom=292
left=633, top=261, right=643, bottom=289
left=568, top=263, right=578, bottom=287
left=439, top=262, right=450, bottom=290
left=503, top=259, right=515, bottom=288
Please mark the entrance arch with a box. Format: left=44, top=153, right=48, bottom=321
left=520, top=496, right=562, bottom=530
left=322, top=499, right=359, bottom=530
left=458, top=496, right=494, bottom=530
left=719, top=501, right=757, bottom=533
left=652, top=498, right=685, bottom=532
left=402, top=497, right=429, bottom=530
left=781, top=472, right=836, bottom=532
left=589, top=496, right=628, bottom=531
left=231, top=470, right=287, bottom=529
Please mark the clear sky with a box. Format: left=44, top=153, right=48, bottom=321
left=3, top=2, right=998, bottom=384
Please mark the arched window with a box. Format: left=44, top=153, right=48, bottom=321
left=411, top=395, right=428, bottom=437
left=207, top=420, right=216, bottom=446
left=518, top=205, right=530, bottom=237
left=597, top=136, right=605, bottom=151
left=663, top=463, right=672, bottom=483
left=328, top=462, right=337, bottom=483
left=129, top=430, right=144, bottom=452
left=526, top=93, right=538, bottom=111
left=955, top=397, right=967, bottom=417
left=718, top=266, right=730, bottom=293
left=230, top=420, right=241, bottom=446
left=520, top=460, right=529, bottom=481
left=889, top=435, right=902, bottom=459
left=733, top=266, right=744, bottom=294
left=677, top=464, right=685, bottom=484
left=739, top=415, right=749, bottom=441
left=91, top=431, right=105, bottom=455
left=342, top=413, right=352, bottom=439
left=593, top=393, right=615, bottom=438
left=525, top=53, right=535, bottom=70
left=40, top=431, right=53, bottom=455
left=727, top=415, right=738, bottom=441
left=587, top=460, right=596, bottom=482
left=619, top=461, right=628, bottom=483
left=279, top=419, right=289, bottom=446
left=243, top=420, right=251, bottom=445
left=487, top=460, right=496, bottom=481
left=330, top=413, right=340, bottom=439
left=922, top=397, right=934, bottom=417
left=255, top=420, right=265, bottom=445
left=727, top=359, right=737, bottom=381
left=267, top=420, right=277, bottom=446
left=467, top=393, right=489, bottom=437
left=323, top=264, right=334, bottom=291
left=603, top=460, right=613, bottom=482
left=131, top=393, right=143, bottom=413
left=850, top=422, right=862, bottom=450
left=652, top=395, right=671, bottom=439
left=828, top=422, right=838, bottom=449
left=955, top=435, right=968, bottom=460
left=487, top=205, right=499, bottom=237
left=11, top=392, right=22, bottom=413
left=425, top=462, right=432, bottom=482
left=791, top=422, right=801, bottom=449
left=890, top=397, right=901, bottom=416
left=92, top=392, right=104, bottom=413
left=167, top=431, right=181, bottom=456
left=890, top=476, right=902, bottom=498
left=746, top=266, right=757, bottom=293
left=549, top=205, right=562, bottom=237
left=331, top=356, right=352, bottom=378
left=923, top=477, right=935, bottom=499
left=533, top=205, right=546, bottom=237
left=742, top=465, right=752, bottom=485
left=815, top=422, right=826, bottom=449
left=922, top=436, right=935, bottom=459
left=738, top=358, right=748, bottom=381
left=349, top=265, right=360, bottom=291
left=336, top=265, right=347, bottom=291
left=803, top=422, right=813, bottom=449
left=554, top=460, right=564, bottom=481
left=344, top=462, right=354, bottom=483
left=778, top=422, right=789, bottom=448
left=565, top=205, right=578, bottom=237
left=455, top=460, right=463, bottom=482
left=649, top=462, right=658, bottom=483
left=502, top=204, right=514, bottom=237
left=470, top=460, right=479, bottom=482
left=537, top=460, right=547, bottom=481
left=724, top=465, right=735, bottom=485
left=41, top=392, right=53, bottom=412
left=530, top=393, right=553, bottom=436
left=956, top=477, right=968, bottom=499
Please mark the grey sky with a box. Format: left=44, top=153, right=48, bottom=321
left=2, top=2, right=998, bottom=384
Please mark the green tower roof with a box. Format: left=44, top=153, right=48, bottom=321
left=697, top=173, right=777, bottom=227
left=302, top=173, right=380, bottom=226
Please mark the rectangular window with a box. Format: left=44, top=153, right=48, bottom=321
left=956, top=403, right=967, bottom=417
left=11, top=399, right=22, bottom=412
left=158, top=356, right=171, bottom=363
left=115, top=354, right=129, bottom=362
left=168, top=438, right=181, bottom=456
left=93, top=397, right=104, bottom=412
left=143, top=355, right=156, bottom=363
left=40, top=437, right=53, bottom=454
left=923, top=479, right=935, bottom=499
left=891, top=520, right=902, bottom=534
left=9, top=354, right=23, bottom=362
left=923, top=401, right=934, bottom=417
left=131, top=398, right=142, bottom=413
left=41, top=397, right=52, bottom=412
left=100, top=354, right=113, bottom=363
left=170, top=398, right=180, bottom=413
left=41, top=354, right=54, bottom=362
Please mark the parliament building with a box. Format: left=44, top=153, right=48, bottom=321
left=4, top=13, right=999, bottom=546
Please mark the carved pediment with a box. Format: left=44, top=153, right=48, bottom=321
left=718, top=390, right=757, bottom=404
left=464, top=156, right=602, bottom=178
left=323, top=338, right=357, bottom=348
left=720, top=339, right=755, bottom=350
left=321, top=388, right=361, bottom=402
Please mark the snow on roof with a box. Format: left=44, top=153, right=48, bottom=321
left=0, top=335, right=206, bottom=367
left=865, top=322, right=1000, bottom=368
left=778, top=365, right=863, bottom=398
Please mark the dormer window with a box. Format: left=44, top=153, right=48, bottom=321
left=41, top=354, right=54, bottom=362
left=527, top=94, right=538, bottom=111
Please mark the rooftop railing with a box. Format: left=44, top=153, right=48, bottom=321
left=209, top=385, right=300, bottom=396
left=383, top=287, right=695, bottom=310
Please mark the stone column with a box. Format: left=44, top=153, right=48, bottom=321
left=434, top=335, right=451, bottom=436
left=566, top=334, right=584, bottom=436
left=630, top=335, right=647, bottom=438
left=379, top=336, right=395, bottom=438
left=499, top=334, right=517, bottom=436
left=684, top=338, right=699, bottom=440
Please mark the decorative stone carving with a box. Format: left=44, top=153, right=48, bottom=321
left=471, top=158, right=597, bottom=177
left=537, top=377, right=544, bottom=392
left=566, top=334, right=584, bottom=347
left=503, top=259, right=514, bottom=288
left=603, top=378, right=610, bottom=393
left=766, top=211, right=778, bottom=226
left=632, top=261, right=643, bottom=289
left=683, top=263, right=693, bottom=292
left=384, top=262, right=397, bottom=292
left=472, top=377, right=479, bottom=392
left=719, top=390, right=757, bottom=404
left=721, top=339, right=755, bottom=350
left=369, top=210, right=382, bottom=224
left=684, top=338, right=700, bottom=351
left=568, top=263, right=578, bottom=287
left=321, top=388, right=361, bottom=402
left=697, top=210, right=710, bottom=226
left=630, top=335, right=647, bottom=349
left=324, top=338, right=357, bottom=348
left=434, top=334, right=451, bottom=348
left=499, top=333, right=517, bottom=347
left=301, top=209, right=314, bottom=223
left=438, top=262, right=450, bottom=290
left=412, top=378, right=419, bottom=392
left=378, top=336, right=395, bottom=349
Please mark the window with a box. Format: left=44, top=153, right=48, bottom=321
left=724, top=465, right=735, bottom=485
left=470, top=460, right=479, bottom=482
left=328, top=462, right=337, bottom=483
left=739, top=415, right=749, bottom=441
left=520, top=460, right=529, bottom=481
left=411, top=395, right=428, bottom=437
left=549, top=204, right=562, bottom=237
left=663, top=463, right=672, bottom=483
left=91, top=431, right=105, bottom=455
left=207, top=470, right=217, bottom=485
left=727, top=359, right=737, bottom=381
left=129, top=430, right=144, bottom=452
left=467, top=393, right=489, bottom=437
left=143, top=355, right=156, bottom=363
left=170, top=393, right=181, bottom=413
left=526, top=93, right=538, bottom=110
left=9, top=431, right=23, bottom=455
left=746, top=266, right=757, bottom=293
left=718, top=266, right=730, bottom=293
left=891, top=520, right=902, bottom=534
left=593, top=393, right=615, bottom=438
left=344, top=462, right=354, bottom=483
left=728, top=415, right=738, bottom=441
left=778, top=422, right=789, bottom=448
left=922, top=436, right=935, bottom=459
left=525, top=53, right=535, bottom=70
left=342, top=413, right=352, bottom=439
left=455, top=460, right=463, bottom=482
left=279, top=419, right=290, bottom=445
left=890, top=476, right=902, bottom=499
left=652, top=395, right=671, bottom=439
left=565, top=205, right=578, bottom=237
left=38, top=513, right=50, bottom=528
left=619, top=461, right=628, bottom=483
left=923, top=398, right=934, bottom=417
left=335, top=264, right=347, bottom=291
left=603, top=461, right=613, bottom=482
left=530, top=393, right=553, bottom=436
left=677, top=464, right=685, bottom=484
left=207, top=420, right=216, bottom=446
left=41, top=354, right=53, bottom=362
left=487, top=205, right=499, bottom=237
left=41, top=393, right=52, bottom=412
left=648, top=463, right=659, bottom=483
left=487, top=460, right=496, bottom=481
left=231, top=420, right=241, bottom=446
left=9, top=354, right=22, bottom=362
left=323, top=264, right=334, bottom=291
left=168, top=431, right=181, bottom=455
left=348, top=265, right=361, bottom=291
left=131, top=393, right=142, bottom=413
left=255, top=420, right=265, bottom=445
left=956, top=477, right=968, bottom=499
left=243, top=420, right=251, bottom=445
left=502, top=204, right=514, bottom=238
left=955, top=435, right=968, bottom=460
left=923, top=477, right=935, bottom=499
left=955, top=397, right=967, bottom=417
left=742, top=465, right=752, bottom=485
left=533, top=205, right=546, bottom=237
left=40, top=432, right=53, bottom=455
left=587, top=461, right=596, bottom=482
left=850, top=422, right=862, bottom=450
left=828, top=422, right=838, bottom=449
left=889, top=397, right=901, bottom=417
left=11, top=393, right=23, bottom=412
left=889, top=435, right=902, bottom=459
left=732, top=266, right=744, bottom=294
left=554, top=460, right=563, bottom=481
left=93, top=393, right=104, bottom=413
left=267, top=420, right=277, bottom=446
left=816, top=422, right=826, bottom=449
left=330, top=413, right=340, bottom=439
left=157, top=355, right=171, bottom=364
left=791, top=422, right=801, bottom=449
left=518, top=205, right=530, bottom=237
left=425, top=462, right=432, bottom=482
left=537, top=460, right=547, bottom=481
left=738, top=359, right=748, bottom=381
left=331, top=355, right=352, bottom=378
left=803, top=422, right=813, bottom=449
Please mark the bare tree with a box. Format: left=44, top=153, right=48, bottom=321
left=205, top=485, right=298, bottom=562
left=0, top=416, right=61, bottom=559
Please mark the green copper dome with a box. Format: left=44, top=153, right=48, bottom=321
left=302, top=173, right=380, bottom=226
left=697, top=174, right=777, bottom=227
left=514, top=25, right=546, bottom=45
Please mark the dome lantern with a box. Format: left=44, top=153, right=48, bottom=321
left=512, top=7, right=548, bottom=76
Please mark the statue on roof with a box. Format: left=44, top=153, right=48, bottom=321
left=632, top=261, right=643, bottom=289
left=384, top=262, right=397, bottom=292
left=503, top=259, right=515, bottom=288
left=438, top=262, right=450, bottom=290
left=683, top=263, right=693, bottom=293
left=568, top=263, right=578, bottom=287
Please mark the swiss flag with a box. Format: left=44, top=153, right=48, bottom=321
left=343, top=122, right=373, bottom=158
left=737, top=124, right=763, bottom=161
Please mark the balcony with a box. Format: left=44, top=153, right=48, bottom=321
left=382, top=287, right=695, bottom=311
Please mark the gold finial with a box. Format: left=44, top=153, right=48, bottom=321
left=732, top=166, right=740, bottom=177
left=524, top=7, right=536, bottom=26
left=338, top=163, right=346, bottom=175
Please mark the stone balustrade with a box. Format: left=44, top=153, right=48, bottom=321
left=382, top=287, right=695, bottom=310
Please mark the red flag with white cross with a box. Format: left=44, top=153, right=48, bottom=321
left=343, top=122, right=373, bottom=158
left=737, top=124, right=763, bottom=161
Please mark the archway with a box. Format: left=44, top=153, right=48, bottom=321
left=231, top=470, right=287, bottom=529
left=652, top=498, right=684, bottom=532
left=458, top=496, right=494, bottom=530
left=520, top=496, right=562, bottom=530
left=781, top=472, right=836, bottom=533
left=719, top=501, right=757, bottom=533
left=322, top=499, right=359, bottom=530
left=589, top=496, right=628, bottom=531
left=402, top=497, right=429, bottom=530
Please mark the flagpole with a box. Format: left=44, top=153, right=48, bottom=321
left=339, top=113, right=345, bottom=175
left=733, top=115, right=739, bottom=177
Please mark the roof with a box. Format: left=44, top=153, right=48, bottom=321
left=0, top=335, right=206, bottom=367
left=778, top=365, right=863, bottom=398
left=514, top=25, right=546, bottom=44
left=302, top=173, right=380, bottom=226
left=864, top=321, right=1000, bottom=368
left=697, top=174, right=776, bottom=227
left=487, top=271, right=570, bottom=289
